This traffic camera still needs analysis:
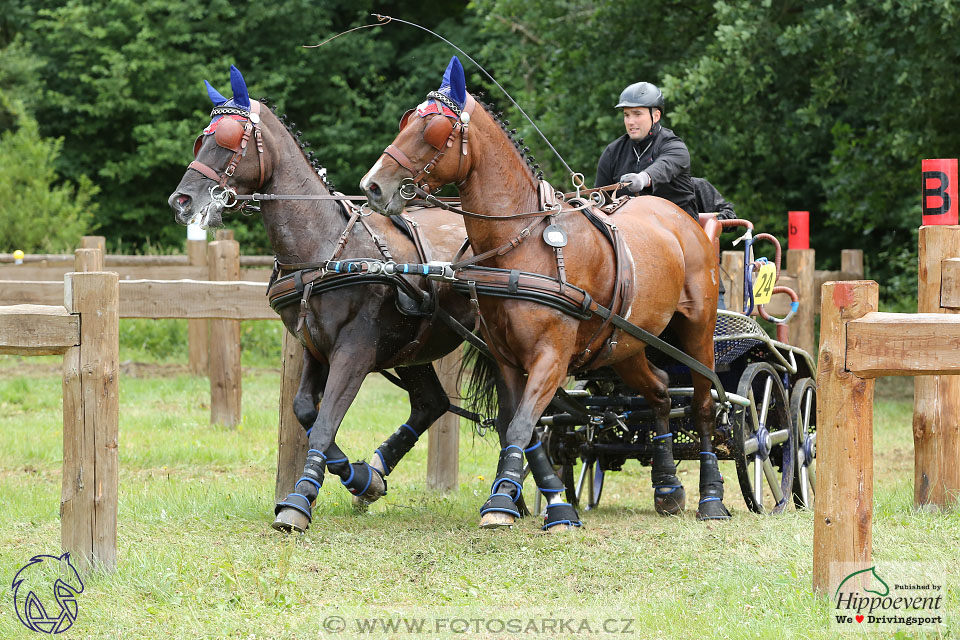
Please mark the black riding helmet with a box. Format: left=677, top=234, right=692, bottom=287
left=616, top=81, right=664, bottom=110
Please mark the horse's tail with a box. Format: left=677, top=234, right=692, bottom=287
left=458, top=341, right=499, bottom=425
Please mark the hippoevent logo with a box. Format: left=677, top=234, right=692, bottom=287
left=11, top=553, right=84, bottom=634
left=831, top=563, right=945, bottom=632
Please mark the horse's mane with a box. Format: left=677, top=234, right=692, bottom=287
left=475, top=93, right=543, bottom=182
left=259, top=96, right=336, bottom=192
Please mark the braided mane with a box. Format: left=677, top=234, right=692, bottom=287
left=475, top=93, right=543, bottom=181
left=259, top=97, right=336, bottom=192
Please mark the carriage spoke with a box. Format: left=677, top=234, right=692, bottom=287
left=759, top=377, right=773, bottom=426
left=753, top=456, right=763, bottom=506
left=592, top=465, right=604, bottom=508
left=763, top=458, right=783, bottom=502
left=743, top=436, right=759, bottom=456
left=799, top=466, right=810, bottom=506
left=584, top=461, right=594, bottom=511
left=576, top=460, right=589, bottom=502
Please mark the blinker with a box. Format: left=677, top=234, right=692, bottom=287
left=423, top=116, right=453, bottom=150
left=214, top=117, right=246, bottom=151
left=398, top=108, right=415, bottom=131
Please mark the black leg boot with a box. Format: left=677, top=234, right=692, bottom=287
left=651, top=433, right=686, bottom=516
left=696, top=451, right=732, bottom=520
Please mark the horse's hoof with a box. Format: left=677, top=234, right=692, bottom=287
left=353, top=466, right=387, bottom=505
left=272, top=507, right=310, bottom=533
left=479, top=511, right=516, bottom=529
left=543, top=522, right=579, bottom=533
left=654, top=486, right=687, bottom=516
left=696, top=498, right=732, bottom=521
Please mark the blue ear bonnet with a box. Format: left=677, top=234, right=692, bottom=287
left=435, top=56, right=467, bottom=110
left=202, top=65, right=251, bottom=127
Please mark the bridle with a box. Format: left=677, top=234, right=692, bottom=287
left=380, top=91, right=477, bottom=199
left=188, top=100, right=266, bottom=209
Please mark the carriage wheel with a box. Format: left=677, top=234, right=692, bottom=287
left=733, top=362, right=795, bottom=514
left=790, top=378, right=816, bottom=509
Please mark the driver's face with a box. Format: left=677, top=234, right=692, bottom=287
left=623, top=107, right=660, bottom=140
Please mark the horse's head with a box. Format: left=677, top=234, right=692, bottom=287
left=168, top=65, right=276, bottom=229
left=361, top=56, right=476, bottom=216
left=57, top=553, right=84, bottom=594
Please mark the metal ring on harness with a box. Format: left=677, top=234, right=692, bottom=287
left=209, top=185, right=239, bottom=209
left=399, top=178, right=418, bottom=200
left=358, top=202, right=373, bottom=217
left=571, top=172, right=586, bottom=199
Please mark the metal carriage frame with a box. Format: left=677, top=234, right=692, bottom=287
left=532, top=308, right=818, bottom=516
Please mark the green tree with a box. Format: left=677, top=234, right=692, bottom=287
left=0, top=95, right=96, bottom=252
left=16, top=0, right=493, bottom=251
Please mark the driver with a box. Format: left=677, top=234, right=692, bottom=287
left=594, top=81, right=697, bottom=220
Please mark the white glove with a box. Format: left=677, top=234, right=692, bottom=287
left=619, top=171, right=651, bottom=193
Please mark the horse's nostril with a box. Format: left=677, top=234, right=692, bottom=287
left=368, top=182, right=382, bottom=198
left=177, top=195, right=190, bottom=207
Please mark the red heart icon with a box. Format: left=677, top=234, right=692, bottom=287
left=856, top=615, right=864, bottom=623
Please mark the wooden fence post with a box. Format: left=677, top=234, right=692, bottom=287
left=427, top=350, right=461, bottom=491
left=841, top=249, right=864, bottom=279
left=79, top=236, right=106, bottom=254
left=914, top=225, right=960, bottom=510
left=787, top=248, right=816, bottom=354
left=187, top=239, right=209, bottom=376
left=215, top=229, right=234, bottom=241
left=62, top=272, right=119, bottom=572
left=208, top=240, right=242, bottom=426
left=813, top=280, right=877, bottom=595
left=74, top=248, right=103, bottom=273
left=275, top=332, right=308, bottom=501
left=721, top=250, right=744, bottom=313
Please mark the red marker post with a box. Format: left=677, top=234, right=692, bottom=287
left=788, top=211, right=810, bottom=250
left=922, top=159, right=958, bottom=225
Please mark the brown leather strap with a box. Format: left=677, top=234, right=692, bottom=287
left=450, top=217, right=545, bottom=270
left=188, top=160, right=223, bottom=184
left=328, top=208, right=363, bottom=263
left=358, top=215, right=394, bottom=262
left=571, top=222, right=634, bottom=370
left=383, top=144, right=417, bottom=175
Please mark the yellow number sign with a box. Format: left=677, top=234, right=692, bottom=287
left=752, top=263, right=776, bottom=305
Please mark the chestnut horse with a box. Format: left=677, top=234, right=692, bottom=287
left=361, top=57, right=730, bottom=525
left=168, top=66, right=520, bottom=533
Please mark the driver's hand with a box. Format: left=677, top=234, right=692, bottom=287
left=619, top=172, right=651, bottom=193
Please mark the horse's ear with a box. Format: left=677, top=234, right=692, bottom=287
left=398, top=108, right=415, bottom=131
left=423, top=115, right=453, bottom=149
left=442, top=56, right=467, bottom=108
left=204, top=80, right=228, bottom=106
left=229, top=65, right=250, bottom=109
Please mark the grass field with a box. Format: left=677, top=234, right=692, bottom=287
left=0, top=336, right=957, bottom=639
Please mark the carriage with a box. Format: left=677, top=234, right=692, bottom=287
left=529, top=216, right=818, bottom=516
